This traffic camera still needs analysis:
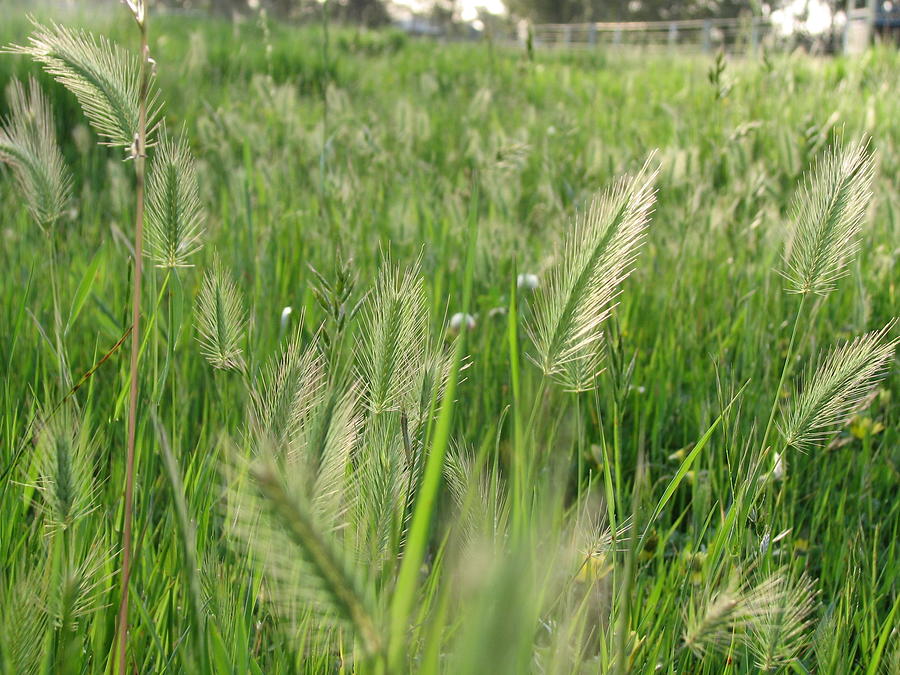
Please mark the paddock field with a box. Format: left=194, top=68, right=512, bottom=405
left=0, top=9, right=898, bottom=673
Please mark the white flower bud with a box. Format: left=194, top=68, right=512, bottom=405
left=448, top=312, right=476, bottom=335
left=517, top=273, right=540, bottom=290
left=772, top=451, right=785, bottom=481
left=280, top=306, right=293, bottom=335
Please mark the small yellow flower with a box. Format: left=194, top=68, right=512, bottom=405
left=576, top=554, right=613, bottom=582
left=850, top=416, right=884, bottom=440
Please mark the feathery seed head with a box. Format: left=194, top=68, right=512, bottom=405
left=683, top=585, right=745, bottom=658
left=194, top=257, right=246, bottom=370
left=34, top=404, right=97, bottom=531
left=444, top=448, right=509, bottom=549
left=0, top=77, right=71, bottom=228
left=223, top=450, right=382, bottom=654
left=358, top=261, right=430, bottom=415
left=5, top=21, right=161, bottom=152
left=780, top=319, right=898, bottom=453
left=1, top=572, right=47, bottom=674
left=50, top=541, right=113, bottom=633
left=745, top=569, right=817, bottom=670
left=527, top=156, right=658, bottom=391
left=145, top=129, right=205, bottom=268
left=249, top=329, right=326, bottom=454
left=782, top=138, right=874, bottom=295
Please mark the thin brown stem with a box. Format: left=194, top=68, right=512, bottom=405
left=116, top=7, right=149, bottom=673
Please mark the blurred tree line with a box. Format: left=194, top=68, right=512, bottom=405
left=157, top=0, right=390, bottom=25
left=154, top=0, right=842, bottom=28
left=150, top=0, right=763, bottom=23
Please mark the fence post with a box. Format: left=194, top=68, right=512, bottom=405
left=702, top=19, right=712, bottom=52
left=589, top=23, right=597, bottom=47
left=564, top=24, right=572, bottom=46
left=750, top=20, right=760, bottom=52
left=613, top=26, right=622, bottom=45
left=668, top=22, right=678, bottom=47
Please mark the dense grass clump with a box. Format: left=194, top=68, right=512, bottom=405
left=0, top=4, right=898, bottom=674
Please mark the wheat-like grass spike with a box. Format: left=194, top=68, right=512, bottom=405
left=782, top=138, right=874, bottom=295
left=195, top=256, right=246, bottom=370
left=358, top=260, right=429, bottom=414
left=744, top=569, right=817, bottom=670
left=527, top=156, right=657, bottom=391
left=0, top=77, right=71, bottom=227
left=780, top=319, right=897, bottom=452
left=5, top=20, right=161, bottom=152
left=145, top=128, right=205, bottom=268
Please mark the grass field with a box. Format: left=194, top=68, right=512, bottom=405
left=1, top=5, right=898, bottom=674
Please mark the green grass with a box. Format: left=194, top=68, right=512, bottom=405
left=1, top=6, right=898, bottom=674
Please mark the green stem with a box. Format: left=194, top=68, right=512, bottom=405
left=759, top=292, right=807, bottom=460
left=612, top=399, right=622, bottom=503
left=708, top=293, right=808, bottom=569
left=46, top=231, right=68, bottom=392
left=514, top=376, right=546, bottom=539
left=593, top=387, right=618, bottom=552
left=117, top=7, right=150, bottom=673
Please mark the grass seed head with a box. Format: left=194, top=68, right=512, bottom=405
left=780, top=319, right=898, bottom=453
left=5, top=20, right=161, bottom=151
left=527, top=155, right=657, bottom=392
left=782, top=138, right=874, bottom=296
left=145, top=128, right=205, bottom=268
left=0, top=77, right=71, bottom=228
left=194, top=255, right=247, bottom=371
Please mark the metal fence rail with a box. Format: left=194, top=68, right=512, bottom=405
left=528, top=15, right=860, bottom=54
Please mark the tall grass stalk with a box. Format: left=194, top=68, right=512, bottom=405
left=0, top=77, right=72, bottom=387
left=387, top=187, right=478, bottom=672
left=117, top=2, right=151, bottom=671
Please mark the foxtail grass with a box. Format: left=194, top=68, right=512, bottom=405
left=145, top=128, right=205, bottom=269
left=5, top=19, right=160, bottom=152
left=527, top=156, right=657, bottom=392
left=780, top=320, right=898, bottom=453
left=195, top=255, right=247, bottom=371
left=0, top=77, right=71, bottom=228
left=781, top=137, right=874, bottom=296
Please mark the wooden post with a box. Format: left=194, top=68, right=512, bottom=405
left=868, top=0, right=878, bottom=44
left=668, top=22, right=678, bottom=46
left=843, top=0, right=879, bottom=54
left=702, top=19, right=712, bottom=52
